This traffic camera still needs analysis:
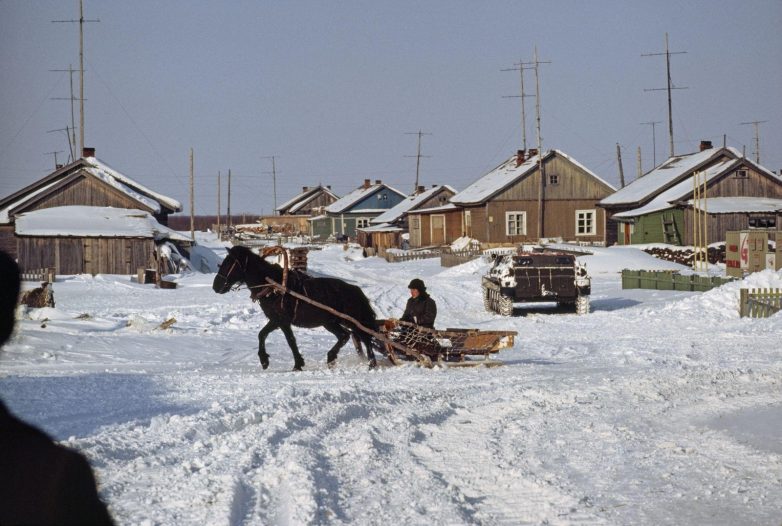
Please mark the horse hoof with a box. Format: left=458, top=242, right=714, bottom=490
left=368, top=359, right=378, bottom=370
left=293, top=361, right=304, bottom=371
left=327, top=360, right=337, bottom=369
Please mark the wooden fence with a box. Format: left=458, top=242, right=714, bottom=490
left=384, top=249, right=441, bottom=263
left=20, top=267, right=56, bottom=283
left=621, top=270, right=735, bottom=292
left=440, top=249, right=483, bottom=268
left=739, top=288, right=782, bottom=318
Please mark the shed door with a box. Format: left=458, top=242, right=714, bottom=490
left=431, top=214, right=445, bottom=245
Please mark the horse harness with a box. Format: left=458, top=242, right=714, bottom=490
left=221, top=249, right=307, bottom=323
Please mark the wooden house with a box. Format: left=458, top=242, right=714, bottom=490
left=311, top=179, right=406, bottom=240
left=409, top=149, right=615, bottom=247
left=599, top=142, right=782, bottom=245
left=357, top=184, right=456, bottom=250
left=0, top=148, right=184, bottom=273
left=14, top=206, right=191, bottom=275
left=274, top=185, right=338, bottom=216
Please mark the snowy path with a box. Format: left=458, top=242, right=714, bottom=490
left=2, top=243, right=781, bottom=525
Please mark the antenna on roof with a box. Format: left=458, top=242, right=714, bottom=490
left=642, top=33, right=687, bottom=158
left=404, top=130, right=432, bottom=194
left=49, top=64, right=80, bottom=158
left=502, top=60, right=535, bottom=152
left=44, top=150, right=64, bottom=170
left=640, top=120, right=662, bottom=169
left=739, top=120, right=767, bottom=163
left=52, top=0, right=99, bottom=154
left=46, top=127, right=74, bottom=163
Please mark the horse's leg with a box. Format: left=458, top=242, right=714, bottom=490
left=279, top=323, right=305, bottom=371
left=323, top=323, right=350, bottom=367
left=257, top=320, right=278, bottom=370
left=360, top=331, right=378, bottom=369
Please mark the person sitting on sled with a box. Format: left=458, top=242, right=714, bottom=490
left=400, top=278, right=437, bottom=328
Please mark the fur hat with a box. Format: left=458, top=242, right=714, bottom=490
left=407, top=278, right=426, bottom=292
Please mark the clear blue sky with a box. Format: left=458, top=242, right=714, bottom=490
left=2, top=1, right=780, bottom=216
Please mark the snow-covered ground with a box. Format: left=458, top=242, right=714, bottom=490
left=1, top=234, right=780, bottom=525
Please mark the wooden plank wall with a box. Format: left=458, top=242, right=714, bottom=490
left=17, top=237, right=154, bottom=275
left=30, top=176, right=145, bottom=211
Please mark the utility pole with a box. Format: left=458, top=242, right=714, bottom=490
left=189, top=148, right=195, bottom=241
left=49, top=64, right=79, bottom=160
left=45, top=151, right=64, bottom=169
left=641, top=120, right=662, bottom=168
left=616, top=143, right=626, bottom=188
left=502, top=60, right=534, bottom=151
left=739, top=120, right=767, bottom=163
left=53, top=0, right=99, bottom=154
left=404, top=131, right=432, bottom=193
left=261, top=156, right=279, bottom=213
left=217, top=171, right=221, bottom=236
left=531, top=46, right=550, bottom=240
left=643, top=33, right=687, bottom=158
left=637, top=146, right=643, bottom=180
left=227, top=169, right=232, bottom=229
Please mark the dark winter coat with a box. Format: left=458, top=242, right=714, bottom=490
left=0, top=400, right=115, bottom=526
left=400, top=292, right=437, bottom=328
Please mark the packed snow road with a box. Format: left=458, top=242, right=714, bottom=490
left=1, top=242, right=780, bottom=525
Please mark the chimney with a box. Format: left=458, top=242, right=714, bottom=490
left=363, top=178, right=371, bottom=188
left=416, top=185, right=425, bottom=194
left=82, top=147, right=95, bottom=158
left=516, top=149, right=526, bottom=167
left=55, top=164, right=64, bottom=170
left=327, top=185, right=331, bottom=190
left=527, top=148, right=538, bottom=158
left=699, top=140, right=713, bottom=152
left=375, top=179, right=382, bottom=185
left=302, top=186, right=308, bottom=192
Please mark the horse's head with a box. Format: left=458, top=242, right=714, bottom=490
left=213, top=247, right=250, bottom=294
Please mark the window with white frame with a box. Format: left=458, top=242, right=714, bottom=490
left=505, top=211, right=526, bottom=236
left=356, top=217, right=370, bottom=229
left=576, top=209, right=596, bottom=236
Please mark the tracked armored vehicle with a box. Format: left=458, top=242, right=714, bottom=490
left=482, top=251, right=591, bottom=315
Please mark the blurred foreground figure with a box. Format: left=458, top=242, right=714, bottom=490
left=0, top=250, right=114, bottom=526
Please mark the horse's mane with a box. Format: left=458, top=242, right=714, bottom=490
left=230, top=245, right=310, bottom=286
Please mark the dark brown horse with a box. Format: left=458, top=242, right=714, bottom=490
left=212, top=245, right=379, bottom=370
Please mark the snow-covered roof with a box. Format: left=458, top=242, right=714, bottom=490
left=612, top=158, right=736, bottom=218
left=84, top=157, right=183, bottom=212
left=357, top=222, right=403, bottom=233
left=600, top=147, right=742, bottom=206
left=0, top=156, right=183, bottom=225
left=687, top=197, right=782, bottom=214
left=325, top=183, right=405, bottom=213
left=276, top=185, right=339, bottom=214
left=371, top=185, right=457, bottom=224
left=15, top=206, right=191, bottom=241
left=0, top=179, right=62, bottom=224
left=451, top=150, right=614, bottom=205
left=409, top=203, right=459, bottom=214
